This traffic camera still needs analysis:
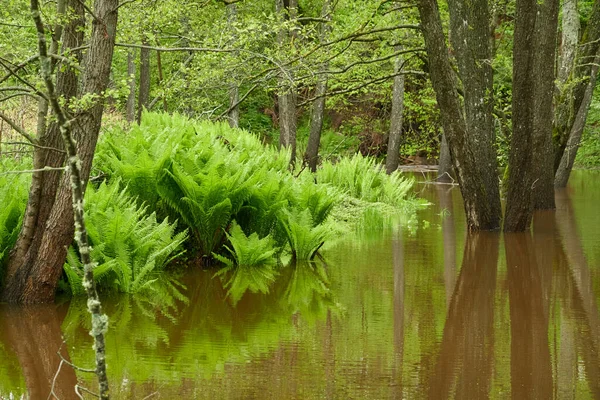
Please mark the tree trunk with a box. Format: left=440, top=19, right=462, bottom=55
left=227, top=3, right=240, bottom=128
left=437, top=133, right=453, bottom=182
left=126, top=49, right=136, bottom=122
left=137, top=37, right=150, bottom=124
left=557, top=0, right=579, bottom=85
left=553, top=0, right=600, bottom=171
left=156, top=47, right=168, bottom=112
left=3, top=0, right=84, bottom=301
left=417, top=0, right=501, bottom=231
left=555, top=60, right=600, bottom=187
left=305, top=0, right=333, bottom=173
left=532, top=0, right=559, bottom=209
left=276, top=0, right=298, bottom=166
left=385, top=52, right=405, bottom=174
left=2, top=0, right=119, bottom=304
left=505, top=0, right=558, bottom=230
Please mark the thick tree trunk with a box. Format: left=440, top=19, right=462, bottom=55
left=305, top=0, right=333, bottom=172
left=385, top=53, right=405, bottom=174
left=3, top=0, right=84, bottom=300
left=532, top=0, right=559, bottom=209
left=126, top=49, right=136, bottom=122
left=2, top=0, right=119, bottom=304
left=555, top=60, right=600, bottom=187
left=137, top=37, right=151, bottom=124
left=505, top=0, right=558, bottom=230
left=417, top=0, right=501, bottom=231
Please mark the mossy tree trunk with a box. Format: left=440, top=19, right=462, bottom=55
left=553, top=0, right=600, bottom=181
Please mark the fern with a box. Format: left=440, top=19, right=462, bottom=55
left=278, top=209, right=331, bottom=260
left=63, top=181, right=187, bottom=294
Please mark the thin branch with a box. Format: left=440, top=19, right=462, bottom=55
left=0, top=92, right=40, bottom=103
left=298, top=70, right=424, bottom=106
left=75, top=0, right=102, bottom=22
left=115, top=42, right=236, bottom=53
left=0, top=166, right=66, bottom=176
left=217, top=82, right=260, bottom=119
left=76, top=385, right=100, bottom=398
left=114, top=0, right=139, bottom=10
left=0, top=111, right=37, bottom=143
left=4, top=141, right=66, bottom=154
left=0, top=59, right=48, bottom=100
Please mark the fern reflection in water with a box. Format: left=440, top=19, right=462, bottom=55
left=60, top=257, right=339, bottom=392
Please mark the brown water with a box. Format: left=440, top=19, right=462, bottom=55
left=1, top=170, right=599, bottom=399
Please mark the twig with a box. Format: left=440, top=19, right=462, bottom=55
left=4, top=141, right=66, bottom=154
left=76, top=385, right=100, bottom=398
left=0, top=111, right=37, bottom=143
left=115, top=42, right=236, bottom=53
left=0, top=166, right=66, bottom=176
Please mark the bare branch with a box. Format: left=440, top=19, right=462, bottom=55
left=115, top=42, right=236, bottom=53
left=4, top=141, right=66, bottom=154
left=0, top=111, right=37, bottom=143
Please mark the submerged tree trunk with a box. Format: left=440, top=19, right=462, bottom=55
left=2, top=0, right=119, bottom=304
left=417, top=0, right=501, bottom=231
left=555, top=60, right=600, bottom=187
left=385, top=52, right=405, bottom=174
left=505, top=0, right=558, bottom=230
left=137, top=37, right=150, bottom=124
left=126, top=49, right=136, bottom=122
left=305, top=0, right=333, bottom=172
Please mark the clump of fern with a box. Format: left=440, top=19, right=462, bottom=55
left=317, top=153, right=414, bottom=207
left=63, top=181, right=187, bottom=294
left=214, top=222, right=279, bottom=303
left=0, top=163, right=30, bottom=275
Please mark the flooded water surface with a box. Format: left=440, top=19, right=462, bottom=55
left=1, top=170, right=599, bottom=399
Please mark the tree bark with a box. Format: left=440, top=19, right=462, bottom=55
left=137, top=37, right=150, bottom=124
left=532, top=0, right=559, bottom=209
left=2, top=0, right=119, bottom=304
left=305, top=0, right=333, bottom=172
left=555, top=60, right=600, bottom=187
left=557, top=0, right=579, bottom=85
left=3, top=0, right=84, bottom=300
left=227, top=3, right=240, bottom=128
left=505, top=0, right=558, bottom=230
left=276, top=0, right=298, bottom=166
left=437, top=133, right=453, bottom=182
left=126, top=49, right=136, bottom=122
left=553, top=0, right=600, bottom=172
left=385, top=51, right=405, bottom=174
left=417, top=0, right=501, bottom=231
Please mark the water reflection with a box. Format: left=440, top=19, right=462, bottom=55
left=0, top=304, right=78, bottom=399
left=430, top=232, right=499, bottom=399
left=1, top=173, right=599, bottom=399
